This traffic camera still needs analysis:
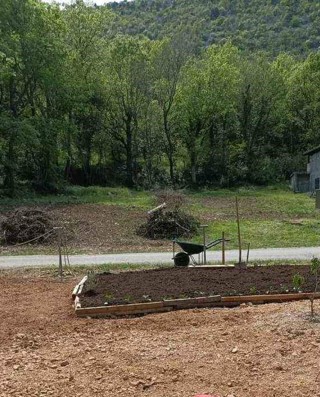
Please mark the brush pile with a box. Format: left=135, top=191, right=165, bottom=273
left=1, top=208, right=55, bottom=245
left=137, top=190, right=199, bottom=240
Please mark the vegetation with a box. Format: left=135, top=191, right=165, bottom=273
left=2, top=186, right=320, bottom=253
left=292, top=273, right=305, bottom=291
left=109, top=0, right=320, bottom=56
left=1, top=0, right=320, bottom=196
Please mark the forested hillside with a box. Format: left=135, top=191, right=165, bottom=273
left=108, top=0, right=320, bottom=56
left=1, top=0, right=320, bottom=196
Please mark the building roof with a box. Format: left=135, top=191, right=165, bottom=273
left=304, top=145, right=320, bottom=156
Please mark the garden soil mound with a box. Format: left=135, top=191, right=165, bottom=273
left=80, top=265, right=315, bottom=307
left=1, top=208, right=55, bottom=245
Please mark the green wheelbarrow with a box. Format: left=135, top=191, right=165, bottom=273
left=172, top=238, right=229, bottom=266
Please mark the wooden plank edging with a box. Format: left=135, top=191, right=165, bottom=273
left=72, top=276, right=88, bottom=300
left=221, top=292, right=320, bottom=304
left=72, top=279, right=320, bottom=317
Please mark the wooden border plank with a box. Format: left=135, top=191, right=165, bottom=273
left=76, top=301, right=165, bottom=316
left=72, top=279, right=320, bottom=317
left=222, top=292, right=320, bottom=304
left=72, top=276, right=88, bottom=300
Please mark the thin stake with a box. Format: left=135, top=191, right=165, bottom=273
left=236, top=196, right=242, bottom=264
left=201, top=225, right=208, bottom=265
left=246, top=242, right=250, bottom=264
left=222, top=231, right=226, bottom=266
left=57, top=227, right=63, bottom=281
left=310, top=296, right=314, bottom=318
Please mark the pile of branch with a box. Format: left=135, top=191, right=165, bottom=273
left=137, top=207, right=199, bottom=240
left=1, top=208, right=55, bottom=245
left=155, top=190, right=186, bottom=210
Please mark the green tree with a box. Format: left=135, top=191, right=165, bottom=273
left=105, top=36, right=152, bottom=187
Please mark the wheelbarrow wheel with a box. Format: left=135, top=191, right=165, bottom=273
left=173, top=252, right=190, bottom=267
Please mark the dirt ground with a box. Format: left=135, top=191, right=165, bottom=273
left=0, top=204, right=170, bottom=255
left=1, top=270, right=320, bottom=397
left=81, top=265, right=315, bottom=307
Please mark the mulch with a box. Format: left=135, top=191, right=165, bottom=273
left=80, top=265, right=316, bottom=307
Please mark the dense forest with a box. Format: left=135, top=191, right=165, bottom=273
left=110, top=0, right=320, bottom=56
left=1, top=0, right=320, bottom=195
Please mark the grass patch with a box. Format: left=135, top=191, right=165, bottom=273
left=0, top=186, right=154, bottom=211
left=190, top=219, right=320, bottom=249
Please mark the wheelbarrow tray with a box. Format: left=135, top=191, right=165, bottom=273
left=175, top=241, right=205, bottom=255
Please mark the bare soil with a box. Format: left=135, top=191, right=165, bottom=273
left=81, top=265, right=315, bottom=307
left=1, top=269, right=320, bottom=397
left=0, top=192, right=316, bottom=255
left=0, top=204, right=170, bottom=255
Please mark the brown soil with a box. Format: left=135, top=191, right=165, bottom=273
left=0, top=193, right=315, bottom=255
left=0, top=204, right=170, bottom=255
left=1, top=269, right=320, bottom=397
left=81, top=265, right=315, bottom=307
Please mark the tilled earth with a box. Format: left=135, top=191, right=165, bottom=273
left=1, top=270, right=320, bottom=397
left=81, top=265, right=316, bottom=307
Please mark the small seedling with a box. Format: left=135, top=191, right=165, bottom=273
left=104, top=292, right=114, bottom=302
left=280, top=284, right=289, bottom=293
left=310, top=257, right=320, bottom=292
left=123, top=294, right=133, bottom=303
left=292, top=273, right=305, bottom=292
left=310, top=257, right=320, bottom=318
left=249, top=286, right=257, bottom=295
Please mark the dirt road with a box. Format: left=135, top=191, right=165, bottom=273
left=1, top=246, right=320, bottom=268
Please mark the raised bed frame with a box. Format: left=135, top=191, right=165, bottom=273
left=72, top=276, right=320, bottom=317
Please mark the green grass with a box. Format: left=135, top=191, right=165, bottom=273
left=1, top=184, right=320, bottom=251
left=186, top=185, right=320, bottom=249
left=0, top=186, right=154, bottom=211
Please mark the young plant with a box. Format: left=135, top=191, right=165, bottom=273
left=310, top=257, right=320, bottom=292
left=292, top=273, right=305, bottom=292
left=249, top=286, right=257, bottom=295
left=310, top=257, right=320, bottom=318
left=104, top=292, right=114, bottom=302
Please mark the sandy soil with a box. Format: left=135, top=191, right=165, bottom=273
left=1, top=270, right=320, bottom=397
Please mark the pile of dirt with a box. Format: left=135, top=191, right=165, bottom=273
left=1, top=208, right=55, bottom=245
left=136, top=208, right=199, bottom=240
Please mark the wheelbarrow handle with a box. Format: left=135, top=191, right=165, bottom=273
left=206, top=238, right=230, bottom=249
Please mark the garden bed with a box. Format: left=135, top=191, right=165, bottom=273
left=74, top=265, right=320, bottom=317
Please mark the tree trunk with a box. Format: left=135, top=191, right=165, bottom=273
left=4, top=133, right=15, bottom=196
left=125, top=117, right=134, bottom=188
left=163, top=111, right=175, bottom=186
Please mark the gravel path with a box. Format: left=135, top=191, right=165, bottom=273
left=1, top=246, right=320, bottom=268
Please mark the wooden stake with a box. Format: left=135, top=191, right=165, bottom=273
left=236, top=196, right=242, bottom=264
left=58, top=227, right=63, bottom=281
left=246, top=242, right=250, bottom=264
left=310, top=295, right=314, bottom=318
left=222, top=231, right=226, bottom=266
left=200, top=225, right=208, bottom=265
